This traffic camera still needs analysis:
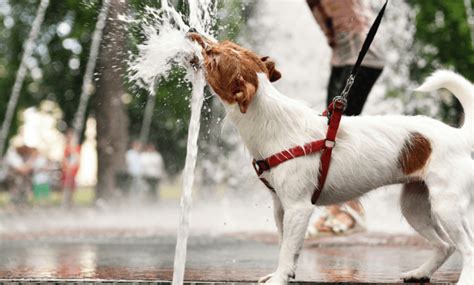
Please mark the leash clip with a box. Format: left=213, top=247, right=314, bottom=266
left=332, top=96, right=347, bottom=111
left=326, top=96, right=347, bottom=124
left=340, top=74, right=355, bottom=100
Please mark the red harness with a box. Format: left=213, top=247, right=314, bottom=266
left=252, top=98, right=346, bottom=204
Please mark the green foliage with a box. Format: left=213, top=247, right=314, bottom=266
left=410, top=0, right=473, bottom=124
left=215, top=0, right=255, bottom=40
left=0, top=0, right=99, bottom=140
left=411, top=0, right=473, bottom=81
left=41, top=0, right=100, bottom=125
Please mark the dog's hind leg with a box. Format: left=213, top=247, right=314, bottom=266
left=426, top=172, right=474, bottom=285
left=462, top=217, right=473, bottom=245
left=400, top=182, right=455, bottom=282
left=259, top=200, right=314, bottom=284
left=462, top=162, right=474, bottom=246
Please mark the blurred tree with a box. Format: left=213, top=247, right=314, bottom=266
left=409, top=0, right=474, bottom=125
left=0, top=0, right=99, bottom=144
left=94, top=0, right=129, bottom=201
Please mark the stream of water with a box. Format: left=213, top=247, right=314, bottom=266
left=172, top=69, right=205, bottom=284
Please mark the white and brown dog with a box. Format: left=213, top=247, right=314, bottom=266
left=188, top=33, right=474, bottom=284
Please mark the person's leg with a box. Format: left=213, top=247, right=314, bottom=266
left=9, top=177, right=20, bottom=206
left=345, top=199, right=364, bottom=212
left=145, top=178, right=159, bottom=200
left=125, top=174, right=133, bottom=197
left=344, top=66, right=383, bottom=116
left=153, top=178, right=160, bottom=201
left=19, top=178, right=31, bottom=207
left=62, top=186, right=73, bottom=208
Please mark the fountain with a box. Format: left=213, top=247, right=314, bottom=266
left=127, top=1, right=216, bottom=284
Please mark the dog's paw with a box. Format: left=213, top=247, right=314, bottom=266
left=401, top=269, right=431, bottom=283
left=258, top=272, right=288, bottom=284
left=258, top=272, right=274, bottom=283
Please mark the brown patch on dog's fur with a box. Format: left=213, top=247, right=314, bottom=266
left=188, top=33, right=281, bottom=113
left=398, top=132, right=432, bottom=175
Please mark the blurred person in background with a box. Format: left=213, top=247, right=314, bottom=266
left=126, top=140, right=145, bottom=197
left=4, top=140, right=33, bottom=209
left=61, top=129, right=81, bottom=208
left=30, top=148, right=52, bottom=203
left=141, top=143, right=165, bottom=201
left=306, top=0, right=385, bottom=236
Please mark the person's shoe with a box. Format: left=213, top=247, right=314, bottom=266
left=306, top=205, right=366, bottom=238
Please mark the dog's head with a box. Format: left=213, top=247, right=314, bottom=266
left=188, top=32, right=281, bottom=113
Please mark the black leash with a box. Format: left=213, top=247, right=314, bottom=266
left=334, top=0, right=388, bottom=107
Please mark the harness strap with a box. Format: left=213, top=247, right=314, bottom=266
left=312, top=99, right=344, bottom=203
left=258, top=177, right=275, bottom=191
left=252, top=140, right=326, bottom=176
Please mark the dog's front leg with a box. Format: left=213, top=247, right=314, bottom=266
left=272, top=193, right=284, bottom=244
left=259, top=202, right=314, bottom=284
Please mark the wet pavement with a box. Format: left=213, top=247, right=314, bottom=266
left=0, top=232, right=461, bottom=284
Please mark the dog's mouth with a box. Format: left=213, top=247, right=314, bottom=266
left=188, top=55, right=200, bottom=70
left=185, top=31, right=213, bottom=70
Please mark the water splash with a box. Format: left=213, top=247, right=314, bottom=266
left=129, top=2, right=201, bottom=144
left=127, top=2, right=209, bottom=92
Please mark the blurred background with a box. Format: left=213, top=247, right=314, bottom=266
left=0, top=0, right=472, bottom=239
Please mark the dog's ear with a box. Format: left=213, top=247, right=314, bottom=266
left=234, top=74, right=257, bottom=113
left=261, top=56, right=282, bottom=82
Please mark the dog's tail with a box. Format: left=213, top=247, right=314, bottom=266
left=416, top=70, right=473, bottom=144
